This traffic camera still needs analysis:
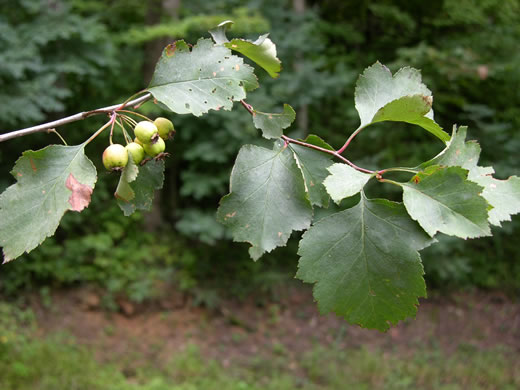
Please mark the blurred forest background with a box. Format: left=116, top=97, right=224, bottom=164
left=1, top=0, right=520, bottom=388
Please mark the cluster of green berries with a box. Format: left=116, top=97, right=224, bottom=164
left=102, top=117, right=175, bottom=171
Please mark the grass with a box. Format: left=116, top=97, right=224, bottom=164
left=0, top=303, right=519, bottom=390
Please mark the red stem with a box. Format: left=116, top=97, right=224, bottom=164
left=240, top=100, right=374, bottom=175
left=336, top=126, right=364, bottom=154
left=281, top=136, right=374, bottom=174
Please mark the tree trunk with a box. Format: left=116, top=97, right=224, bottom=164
left=143, top=0, right=180, bottom=232
left=293, top=0, right=309, bottom=137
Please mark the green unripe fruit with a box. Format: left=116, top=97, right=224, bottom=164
left=154, top=117, right=175, bottom=140
left=143, top=137, right=166, bottom=157
left=134, top=121, right=158, bottom=144
left=134, top=137, right=143, bottom=146
left=102, top=144, right=128, bottom=170
left=125, top=142, right=145, bottom=164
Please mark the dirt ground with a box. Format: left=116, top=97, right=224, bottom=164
left=29, top=286, right=520, bottom=370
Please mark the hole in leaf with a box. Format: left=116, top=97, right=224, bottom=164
left=185, top=103, right=190, bottom=109
left=204, top=101, right=208, bottom=104
left=188, top=88, right=192, bottom=92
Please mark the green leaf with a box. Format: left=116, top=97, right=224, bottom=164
left=299, top=134, right=335, bottom=151
left=420, top=126, right=480, bottom=170
left=422, top=126, right=520, bottom=226
left=323, top=163, right=373, bottom=204
left=252, top=104, right=296, bottom=139
left=0, top=144, right=97, bottom=263
left=355, top=62, right=449, bottom=142
left=371, top=95, right=449, bottom=142
left=114, top=155, right=139, bottom=205
left=401, top=166, right=490, bottom=238
left=217, top=142, right=312, bottom=260
left=116, top=160, right=165, bottom=216
left=147, top=38, right=258, bottom=117
left=225, top=35, right=281, bottom=78
left=209, top=20, right=282, bottom=78
left=468, top=167, right=520, bottom=226
left=296, top=195, right=431, bottom=331
left=289, top=135, right=334, bottom=207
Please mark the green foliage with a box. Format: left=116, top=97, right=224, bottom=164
left=217, top=141, right=312, bottom=260
left=0, top=145, right=97, bottom=262
left=297, top=195, right=431, bottom=331
left=354, top=63, right=448, bottom=142
left=0, top=0, right=118, bottom=128
left=121, top=10, right=270, bottom=45
left=210, top=20, right=282, bottom=78
left=1, top=0, right=520, bottom=332
left=148, top=38, right=258, bottom=116
left=116, top=159, right=165, bottom=216
left=401, top=166, right=490, bottom=239
left=289, top=136, right=334, bottom=207
left=422, top=127, right=520, bottom=227
left=0, top=193, right=177, bottom=303
left=323, top=163, right=372, bottom=204
left=252, top=104, right=296, bottom=139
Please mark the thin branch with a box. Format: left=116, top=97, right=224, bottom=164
left=336, top=125, right=365, bottom=155
left=117, top=109, right=153, bottom=122
left=377, top=167, right=419, bottom=175
left=239, top=99, right=374, bottom=175
left=281, top=135, right=374, bottom=174
left=0, top=93, right=152, bottom=143
left=240, top=100, right=255, bottom=115
left=48, top=129, right=68, bottom=146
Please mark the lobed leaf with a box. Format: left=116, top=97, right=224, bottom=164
left=0, top=144, right=96, bottom=263
left=355, top=62, right=449, bottom=142
left=468, top=167, right=520, bottom=226
left=422, top=126, right=520, bottom=226
left=252, top=104, right=296, bottom=139
left=147, top=38, right=258, bottom=117
left=420, top=126, right=480, bottom=170
left=297, top=194, right=432, bottom=331
left=401, top=165, right=490, bottom=239
left=324, top=163, right=373, bottom=204
left=217, top=141, right=312, bottom=260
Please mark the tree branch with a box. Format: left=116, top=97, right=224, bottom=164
left=281, top=135, right=374, bottom=174
left=239, top=99, right=375, bottom=174
left=0, top=93, right=153, bottom=143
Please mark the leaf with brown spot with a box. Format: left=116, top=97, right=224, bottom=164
left=355, top=62, right=449, bottom=142
left=66, top=173, right=93, bottom=212
left=0, top=144, right=97, bottom=263
left=165, top=42, right=178, bottom=57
